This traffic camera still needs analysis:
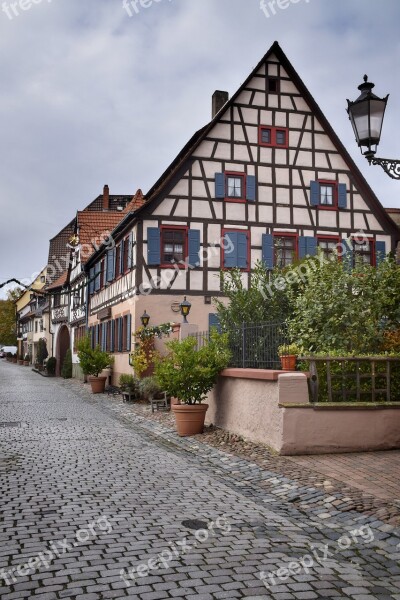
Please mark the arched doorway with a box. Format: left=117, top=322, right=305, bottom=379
left=56, top=325, right=70, bottom=377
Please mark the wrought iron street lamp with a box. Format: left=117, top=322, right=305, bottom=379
left=347, top=75, right=400, bottom=179
left=140, top=310, right=150, bottom=328
left=180, top=296, right=191, bottom=324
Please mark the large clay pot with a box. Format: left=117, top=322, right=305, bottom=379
left=88, top=376, right=107, bottom=394
left=23, top=361, right=29, bottom=366
left=172, top=403, right=209, bottom=436
left=18, top=360, right=24, bottom=365
left=280, top=355, right=297, bottom=371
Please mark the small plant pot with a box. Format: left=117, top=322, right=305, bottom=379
left=280, top=355, right=297, bottom=371
left=18, top=360, right=24, bottom=365
left=172, top=403, right=209, bottom=437
left=23, top=361, right=29, bottom=366
left=88, top=376, right=107, bottom=394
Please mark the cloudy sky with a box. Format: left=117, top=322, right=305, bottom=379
left=0, top=0, right=399, bottom=297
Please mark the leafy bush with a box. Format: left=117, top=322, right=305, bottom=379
left=46, top=357, right=57, bottom=376
left=119, top=374, right=140, bottom=395
left=37, top=338, right=48, bottom=366
left=76, top=335, right=114, bottom=377
left=154, top=331, right=231, bottom=405
left=278, top=343, right=302, bottom=356
left=286, top=252, right=400, bottom=354
left=61, top=349, right=72, bottom=379
left=138, top=376, right=163, bottom=400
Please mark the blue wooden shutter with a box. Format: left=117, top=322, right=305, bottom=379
left=90, top=326, right=95, bottom=349
left=104, top=322, right=108, bottom=352
left=215, top=173, right=225, bottom=199
left=127, top=232, right=134, bottom=269
left=209, top=313, right=221, bottom=333
left=110, top=320, right=115, bottom=353
left=118, top=318, right=123, bottom=352
left=188, top=229, right=201, bottom=268
left=95, top=324, right=99, bottom=347
left=338, top=184, right=347, bottom=209
left=224, top=232, right=238, bottom=268
left=106, top=249, right=115, bottom=282
left=262, top=234, right=274, bottom=269
left=126, top=314, right=132, bottom=352
left=148, top=228, right=161, bottom=265
left=119, top=240, right=125, bottom=274
left=375, top=241, right=386, bottom=266
left=237, top=233, right=248, bottom=269
left=299, top=236, right=317, bottom=259
left=89, top=268, right=95, bottom=295
left=94, top=262, right=101, bottom=291
left=310, top=181, right=320, bottom=206
left=246, top=175, right=256, bottom=202
left=342, top=239, right=353, bottom=272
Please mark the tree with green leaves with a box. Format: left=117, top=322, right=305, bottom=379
left=0, top=289, right=21, bottom=346
left=61, top=349, right=72, bottom=379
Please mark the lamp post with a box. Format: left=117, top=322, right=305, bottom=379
left=180, top=296, right=191, bottom=324
left=347, top=75, right=400, bottom=179
left=140, top=310, right=150, bottom=328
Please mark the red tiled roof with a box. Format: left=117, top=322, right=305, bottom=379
left=77, top=212, right=126, bottom=264
left=46, top=271, right=68, bottom=290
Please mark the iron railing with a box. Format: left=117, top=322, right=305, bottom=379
left=190, top=322, right=290, bottom=370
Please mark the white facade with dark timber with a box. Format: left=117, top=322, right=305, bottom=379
left=85, top=42, right=399, bottom=381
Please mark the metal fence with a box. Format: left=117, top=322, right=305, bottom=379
left=189, top=322, right=290, bottom=370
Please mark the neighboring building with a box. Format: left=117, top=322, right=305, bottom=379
left=46, top=186, right=138, bottom=376
left=15, top=268, right=50, bottom=363
left=85, top=41, right=399, bottom=384
left=385, top=208, right=400, bottom=261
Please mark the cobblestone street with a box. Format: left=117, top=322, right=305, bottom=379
left=1, top=361, right=400, bottom=600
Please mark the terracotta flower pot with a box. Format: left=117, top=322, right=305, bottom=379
left=280, top=355, right=297, bottom=371
left=88, top=376, right=107, bottom=394
left=172, top=403, right=209, bottom=437
left=18, top=360, right=24, bottom=365
left=23, top=361, right=29, bottom=366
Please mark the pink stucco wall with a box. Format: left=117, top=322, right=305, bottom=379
left=206, top=370, right=400, bottom=455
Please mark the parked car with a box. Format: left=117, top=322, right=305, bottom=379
left=0, top=346, right=17, bottom=358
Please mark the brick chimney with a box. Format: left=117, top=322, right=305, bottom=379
left=103, top=184, right=110, bottom=211
left=212, top=90, right=229, bottom=118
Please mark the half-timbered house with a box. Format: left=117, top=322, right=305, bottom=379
left=85, top=41, right=399, bottom=384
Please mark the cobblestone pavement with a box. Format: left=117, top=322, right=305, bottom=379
left=1, top=362, right=400, bottom=600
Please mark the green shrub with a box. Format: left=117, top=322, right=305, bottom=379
left=61, top=350, right=72, bottom=379
left=46, top=357, right=57, bottom=376
left=138, top=376, right=163, bottom=400
left=154, top=331, right=231, bottom=405
left=37, top=338, right=48, bottom=366
left=76, top=335, right=113, bottom=377
left=119, top=374, right=139, bottom=395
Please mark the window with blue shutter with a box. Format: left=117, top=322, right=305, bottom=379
left=246, top=175, right=256, bottom=202
left=118, top=318, right=123, bottom=352
left=119, top=240, right=124, bottom=275
left=148, top=228, right=161, bottom=265
left=310, top=180, right=346, bottom=209
left=223, top=231, right=249, bottom=269
left=375, top=241, right=386, bottom=266
left=95, top=324, right=99, bottom=347
left=298, top=236, right=317, bottom=259
left=188, top=229, right=201, bottom=268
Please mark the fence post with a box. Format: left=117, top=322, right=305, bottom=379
left=242, top=322, right=245, bottom=369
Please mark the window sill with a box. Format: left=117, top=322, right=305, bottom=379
left=224, top=197, right=246, bottom=203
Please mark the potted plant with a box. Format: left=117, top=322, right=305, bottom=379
left=36, top=338, right=48, bottom=371
left=155, top=331, right=231, bottom=436
left=278, top=343, right=301, bottom=371
left=77, top=335, right=114, bottom=393
left=61, top=349, right=73, bottom=379
left=23, top=354, right=30, bottom=366
left=12, top=353, right=18, bottom=364
left=18, top=354, right=24, bottom=365
left=119, top=374, right=139, bottom=402
left=46, top=357, right=57, bottom=376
